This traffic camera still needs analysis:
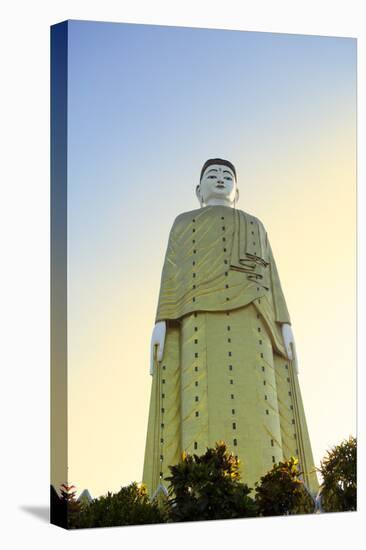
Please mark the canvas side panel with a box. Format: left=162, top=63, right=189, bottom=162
left=50, top=20, right=68, bottom=530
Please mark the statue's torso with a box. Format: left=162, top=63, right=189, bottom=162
left=156, top=205, right=269, bottom=322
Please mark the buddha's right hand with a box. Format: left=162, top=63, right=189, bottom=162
left=150, top=321, right=167, bottom=375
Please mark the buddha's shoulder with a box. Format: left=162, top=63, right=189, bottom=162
left=170, top=208, right=203, bottom=231
left=238, top=209, right=267, bottom=231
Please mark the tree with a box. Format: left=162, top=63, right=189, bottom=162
left=59, top=484, right=81, bottom=528
left=165, top=441, right=257, bottom=522
left=74, top=482, right=165, bottom=528
left=318, top=436, right=357, bottom=512
left=254, top=457, right=315, bottom=516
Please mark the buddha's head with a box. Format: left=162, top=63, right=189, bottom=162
left=196, top=158, right=239, bottom=207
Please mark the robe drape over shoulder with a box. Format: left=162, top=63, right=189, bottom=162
left=143, top=205, right=319, bottom=498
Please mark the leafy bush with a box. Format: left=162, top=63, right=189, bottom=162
left=255, top=457, right=315, bottom=516
left=74, top=482, right=165, bottom=528
left=165, top=441, right=257, bottom=522
left=318, top=436, right=357, bottom=512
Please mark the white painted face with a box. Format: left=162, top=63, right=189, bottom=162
left=197, top=163, right=238, bottom=206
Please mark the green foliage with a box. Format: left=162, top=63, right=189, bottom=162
left=318, top=436, right=357, bottom=512
left=255, top=457, right=315, bottom=516
left=165, top=441, right=257, bottom=522
left=53, top=437, right=354, bottom=528
left=58, top=484, right=81, bottom=529
left=74, top=482, right=165, bottom=529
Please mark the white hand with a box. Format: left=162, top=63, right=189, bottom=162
left=150, top=321, right=167, bottom=375
left=281, top=323, right=299, bottom=373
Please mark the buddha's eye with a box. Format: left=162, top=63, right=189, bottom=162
left=208, top=175, right=216, bottom=179
left=224, top=176, right=232, bottom=180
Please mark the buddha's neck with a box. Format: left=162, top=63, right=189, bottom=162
left=204, top=198, right=235, bottom=208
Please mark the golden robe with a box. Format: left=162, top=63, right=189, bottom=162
left=143, top=205, right=319, bottom=497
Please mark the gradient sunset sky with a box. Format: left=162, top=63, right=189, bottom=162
left=65, top=20, right=356, bottom=497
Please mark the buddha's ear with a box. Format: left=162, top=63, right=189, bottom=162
left=235, top=188, right=239, bottom=203
left=196, top=184, right=203, bottom=207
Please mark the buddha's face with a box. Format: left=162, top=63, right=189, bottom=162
left=197, top=164, right=238, bottom=206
